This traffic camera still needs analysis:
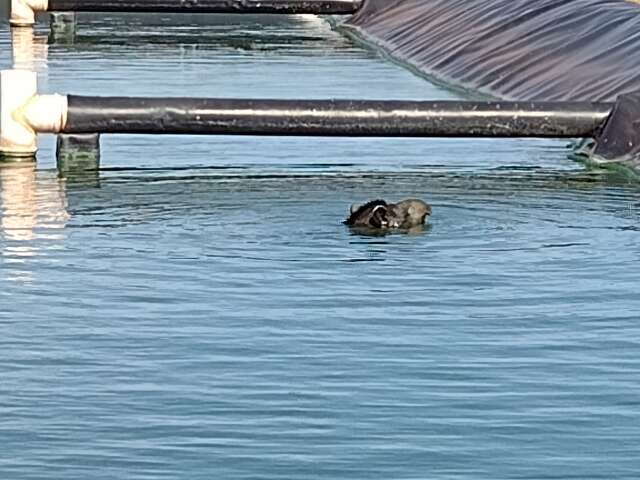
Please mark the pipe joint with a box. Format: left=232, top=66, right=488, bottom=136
left=1, top=69, right=67, bottom=158
left=22, top=94, right=68, bottom=134
left=11, top=0, right=49, bottom=27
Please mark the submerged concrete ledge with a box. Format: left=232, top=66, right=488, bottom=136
left=10, top=0, right=362, bottom=25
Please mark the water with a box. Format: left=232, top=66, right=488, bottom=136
left=2, top=12, right=640, bottom=480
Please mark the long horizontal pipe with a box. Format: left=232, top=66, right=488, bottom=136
left=62, top=96, right=613, bottom=138
left=47, top=0, right=362, bottom=14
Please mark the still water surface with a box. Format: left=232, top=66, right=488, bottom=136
left=1, top=12, right=640, bottom=480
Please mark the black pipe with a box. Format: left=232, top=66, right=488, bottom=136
left=63, top=96, right=613, bottom=138
left=48, top=0, right=362, bottom=14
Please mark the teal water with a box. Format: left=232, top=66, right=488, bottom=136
left=1, top=13, right=640, bottom=480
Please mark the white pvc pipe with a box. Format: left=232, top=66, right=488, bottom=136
left=23, top=94, right=68, bottom=134
left=0, top=70, right=38, bottom=156
left=0, top=69, right=68, bottom=157
left=11, top=0, right=49, bottom=27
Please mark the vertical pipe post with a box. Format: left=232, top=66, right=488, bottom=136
left=0, top=70, right=38, bottom=158
left=56, top=133, right=101, bottom=175
left=49, top=11, right=77, bottom=44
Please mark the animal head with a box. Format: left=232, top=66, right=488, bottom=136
left=390, top=199, right=432, bottom=228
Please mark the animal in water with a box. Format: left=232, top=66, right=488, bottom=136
left=344, top=198, right=432, bottom=230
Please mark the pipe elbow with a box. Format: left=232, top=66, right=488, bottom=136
left=22, top=94, right=68, bottom=134
left=10, top=0, right=48, bottom=27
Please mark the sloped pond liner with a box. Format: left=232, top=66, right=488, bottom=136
left=339, top=0, right=640, bottom=170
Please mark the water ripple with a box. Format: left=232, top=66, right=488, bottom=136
left=2, top=10, right=640, bottom=480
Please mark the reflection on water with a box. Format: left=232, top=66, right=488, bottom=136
left=0, top=163, right=38, bottom=242
left=0, top=162, right=69, bottom=283
left=11, top=27, right=48, bottom=70
left=347, top=223, right=430, bottom=238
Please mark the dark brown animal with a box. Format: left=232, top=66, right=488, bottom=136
left=344, top=199, right=432, bottom=230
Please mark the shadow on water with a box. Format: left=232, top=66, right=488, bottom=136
left=347, top=223, right=430, bottom=237
left=71, top=164, right=640, bottom=189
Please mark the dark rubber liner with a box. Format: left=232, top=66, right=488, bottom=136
left=343, top=0, right=640, bottom=102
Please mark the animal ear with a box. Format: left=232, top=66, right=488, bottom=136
left=369, top=205, right=388, bottom=228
